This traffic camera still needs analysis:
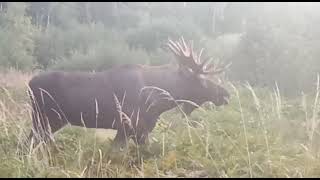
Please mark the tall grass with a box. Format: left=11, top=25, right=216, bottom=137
left=1, top=70, right=320, bottom=177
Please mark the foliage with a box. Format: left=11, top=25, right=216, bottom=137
left=0, top=2, right=37, bottom=70
left=1, top=71, right=320, bottom=177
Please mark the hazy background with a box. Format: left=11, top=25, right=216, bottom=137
left=1, top=2, right=320, bottom=96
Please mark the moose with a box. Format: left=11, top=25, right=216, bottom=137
left=26, top=37, right=230, bottom=149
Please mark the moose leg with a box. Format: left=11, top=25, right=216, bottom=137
left=111, top=121, right=133, bottom=152
left=131, top=113, right=159, bottom=146
left=110, top=130, right=132, bottom=155
left=135, top=131, right=149, bottom=145
left=133, top=123, right=151, bottom=146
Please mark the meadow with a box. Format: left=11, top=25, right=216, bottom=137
left=1, top=69, right=320, bottom=178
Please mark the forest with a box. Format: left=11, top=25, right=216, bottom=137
left=1, top=2, right=320, bottom=178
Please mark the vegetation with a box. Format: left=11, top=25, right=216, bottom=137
left=1, top=70, right=320, bottom=178
left=1, top=2, right=320, bottom=177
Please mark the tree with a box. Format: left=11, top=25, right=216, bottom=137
left=0, top=2, right=37, bottom=70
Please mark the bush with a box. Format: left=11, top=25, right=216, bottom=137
left=50, top=36, right=150, bottom=71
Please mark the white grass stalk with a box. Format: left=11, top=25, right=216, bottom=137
left=309, top=73, right=320, bottom=148
left=229, top=82, right=253, bottom=178
left=246, top=83, right=272, bottom=174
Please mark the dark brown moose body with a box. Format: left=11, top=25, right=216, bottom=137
left=27, top=37, right=230, bottom=148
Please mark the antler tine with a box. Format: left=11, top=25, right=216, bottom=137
left=197, top=48, right=204, bottom=64
left=167, top=43, right=180, bottom=56
left=196, top=48, right=204, bottom=64
left=168, top=38, right=181, bottom=51
left=177, top=42, right=186, bottom=56
left=204, top=60, right=232, bottom=75
left=207, top=58, right=222, bottom=73
left=181, top=37, right=199, bottom=65
left=168, top=36, right=231, bottom=75
left=190, top=40, right=199, bottom=64
left=177, top=36, right=190, bottom=56
left=201, top=57, right=214, bottom=71
left=168, top=36, right=225, bottom=75
left=181, top=36, right=187, bottom=51
left=221, top=61, right=232, bottom=71
left=168, top=37, right=194, bottom=68
left=187, top=39, right=204, bottom=66
left=168, top=38, right=179, bottom=50
left=167, top=38, right=182, bottom=56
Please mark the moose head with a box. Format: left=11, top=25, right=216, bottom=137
left=166, top=37, right=231, bottom=114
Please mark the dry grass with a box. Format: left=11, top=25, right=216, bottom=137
left=0, top=69, right=34, bottom=90
left=1, top=70, right=320, bottom=177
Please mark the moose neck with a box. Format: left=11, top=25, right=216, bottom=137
left=139, top=64, right=188, bottom=116
left=143, top=65, right=185, bottom=99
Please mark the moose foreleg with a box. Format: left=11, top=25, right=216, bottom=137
left=112, top=130, right=127, bottom=150
left=133, top=114, right=159, bottom=146
left=111, top=120, right=134, bottom=152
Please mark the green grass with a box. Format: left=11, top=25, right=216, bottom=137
left=1, top=71, right=320, bottom=177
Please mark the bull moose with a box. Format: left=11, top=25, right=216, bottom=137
left=26, top=37, right=230, bottom=149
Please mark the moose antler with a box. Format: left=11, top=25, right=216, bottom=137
left=203, top=58, right=232, bottom=75
left=167, top=36, right=231, bottom=75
